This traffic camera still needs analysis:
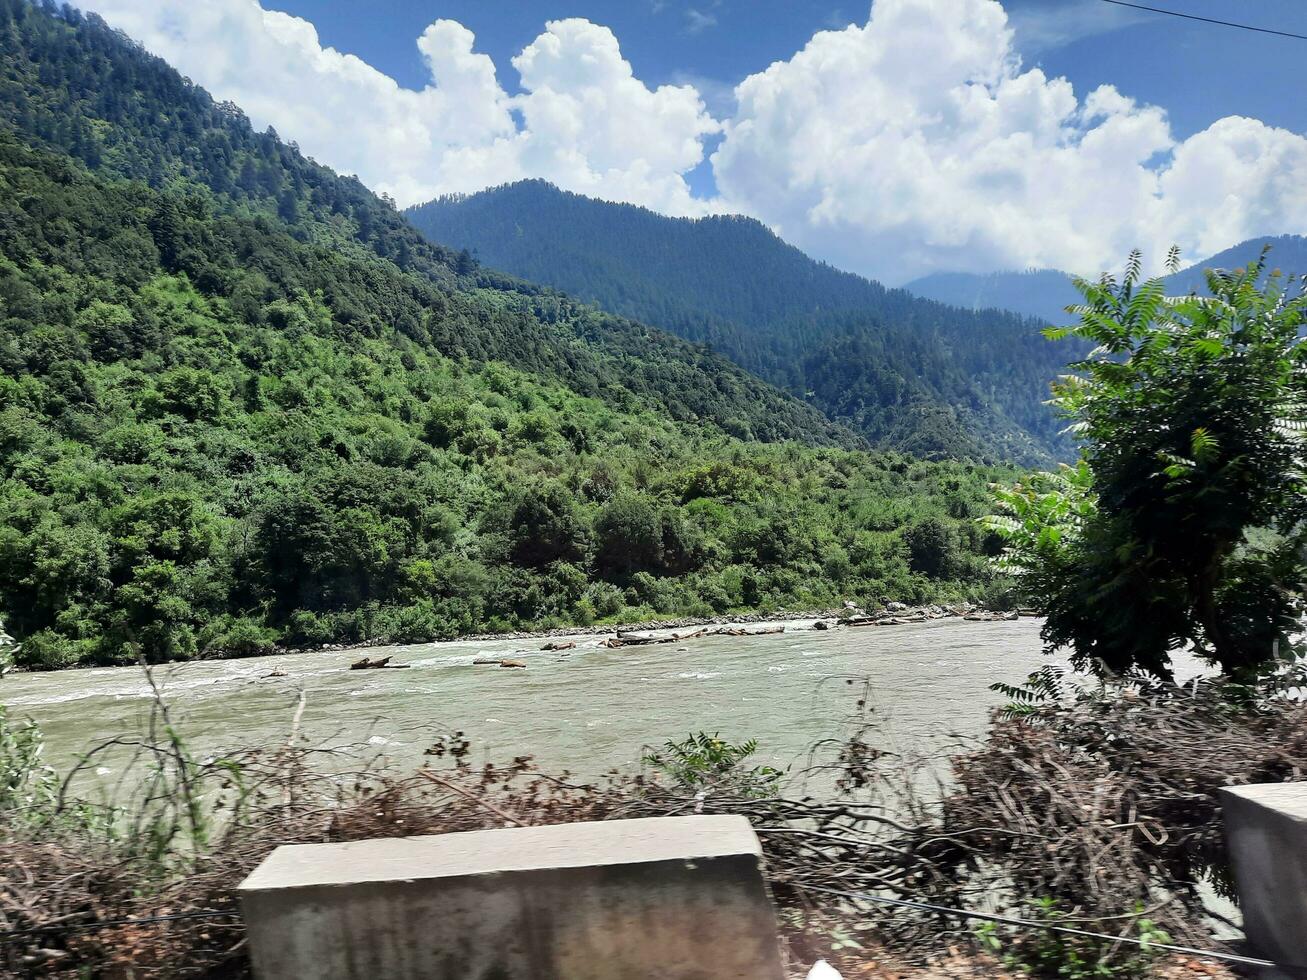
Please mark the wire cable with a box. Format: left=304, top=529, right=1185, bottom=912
left=798, top=882, right=1279, bottom=970
left=1099, top=0, right=1307, bottom=41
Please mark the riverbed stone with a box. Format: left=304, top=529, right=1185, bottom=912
left=238, top=814, right=787, bottom=980
left=1220, top=782, right=1307, bottom=978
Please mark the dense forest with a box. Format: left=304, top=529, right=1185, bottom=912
left=0, top=1, right=1013, bottom=669
left=407, top=181, right=1079, bottom=463
left=905, top=235, right=1307, bottom=324
left=0, top=0, right=856, bottom=449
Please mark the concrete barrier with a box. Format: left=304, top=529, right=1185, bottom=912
left=238, top=814, right=786, bottom=979
left=1220, top=783, right=1307, bottom=979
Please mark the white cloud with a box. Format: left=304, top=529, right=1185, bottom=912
left=510, top=20, right=719, bottom=213
left=77, top=0, right=1307, bottom=283
left=712, top=0, right=1307, bottom=282
left=78, top=0, right=717, bottom=215
left=685, top=8, right=719, bottom=34
left=1154, top=116, right=1307, bottom=263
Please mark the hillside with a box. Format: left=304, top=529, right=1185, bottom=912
left=407, top=180, right=1079, bottom=463
left=1164, top=235, right=1307, bottom=294
left=904, top=269, right=1082, bottom=327
left=0, top=0, right=855, bottom=449
left=0, top=1, right=1010, bottom=668
left=904, top=236, right=1307, bottom=324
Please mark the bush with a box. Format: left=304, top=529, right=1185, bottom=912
left=201, top=616, right=280, bottom=658
left=13, top=629, right=82, bottom=670
left=581, top=581, right=624, bottom=619
left=593, top=491, right=663, bottom=575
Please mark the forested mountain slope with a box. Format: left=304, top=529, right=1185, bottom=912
left=1164, top=236, right=1307, bottom=294
left=905, top=236, right=1307, bottom=324
left=0, top=1, right=1010, bottom=668
left=904, top=270, right=1082, bottom=328
left=407, top=180, right=1078, bottom=463
left=0, top=0, right=851, bottom=448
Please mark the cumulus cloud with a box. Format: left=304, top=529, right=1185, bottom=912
left=712, top=0, right=1307, bottom=282
left=77, top=0, right=1307, bottom=282
left=78, top=0, right=718, bottom=214
left=511, top=20, right=718, bottom=212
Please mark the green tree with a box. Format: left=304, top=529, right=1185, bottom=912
left=593, top=492, right=663, bottom=576
left=903, top=517, right=962, bottom=580
left=497, top=480, right=588, bottom=569
left=990, top=249, right=1306, bottom=679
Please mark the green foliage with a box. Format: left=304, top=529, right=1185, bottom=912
left=0, top=703, right=55, bottom=818
left=983, top=462, right=1095, bottom=576
left=0, top=137, right=1008, bottom=668
left=0, top=1, right=1017, bottom=668
left=975, top=900, right=1170, bottom=979
left=903, top=517, right=963, bottom=579
left=0, top=616, right=17, bottom=675
left=989, top=249, right=1307, bottom=679
left=991, top=665, right=1068, bottom=720
left=0, top=0, right=856, bottom=451
left=642, top=732, right=782, bottom=797
left=407, top=180, right=1084, bottom=464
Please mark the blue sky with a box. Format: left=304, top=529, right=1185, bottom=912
left=263, top=0, right=1307, bottom=199
left=78, top=0, right=1307, bottom=282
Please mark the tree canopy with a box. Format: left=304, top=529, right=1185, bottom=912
left=989, top=249, right=1307, bottom=679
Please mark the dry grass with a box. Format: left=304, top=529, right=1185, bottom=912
left=3, top=675, right=1302, bottom=977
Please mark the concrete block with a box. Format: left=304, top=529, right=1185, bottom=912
left=238, top=814, right=786, bottom=980
left=1220, top=783, right=1307, bottom=978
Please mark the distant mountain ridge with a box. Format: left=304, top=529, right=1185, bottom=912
left=904, top=235, right=1307, bottom=325
left=407, top=180, right=1081, bottom=463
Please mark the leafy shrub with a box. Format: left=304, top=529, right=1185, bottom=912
left=975, top=899, right=1170, bottom=979
left=201, top=616, right=280, bottom=658
left=988, top=250, right=1307, bottom=679
left=643, top=732, right=782, bottom=798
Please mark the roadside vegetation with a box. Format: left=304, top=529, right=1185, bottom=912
left=988, top=248, right=1305, bottom=679
left=2, top=250, right=1303, bottom=977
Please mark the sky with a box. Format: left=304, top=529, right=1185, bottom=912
left=74, top=0, right=1307, bottom=285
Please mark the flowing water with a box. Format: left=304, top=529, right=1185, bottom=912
left=1, top=618, right=1205, bottom=783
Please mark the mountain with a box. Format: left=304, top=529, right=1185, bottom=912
left=0, top=0, right=1008, bottom=668
left=406, top=180, right=1078, bottom=463
left=904, top=235, right=1307, bottom=324
left=1163, top=235, right=1307, bottom=294
left=904, top=269, right=1082, bottom=327
left=0, top=0, right=858, bottom=450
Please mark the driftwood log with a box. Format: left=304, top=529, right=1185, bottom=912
left=349, top=656, right=409, bottom=670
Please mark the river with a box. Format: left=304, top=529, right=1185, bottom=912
left=1, top=618, right=1204, bottom=784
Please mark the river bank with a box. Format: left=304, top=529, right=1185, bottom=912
left=291, top=601, right=1027, bottom=657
